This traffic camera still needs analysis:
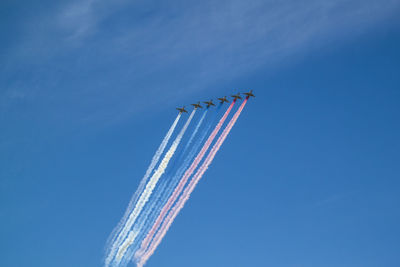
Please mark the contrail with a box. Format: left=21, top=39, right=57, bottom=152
left=181, top=109, right=208, bottom=156
left=137, top=98, right=248, bottom=266
left=126, top=109, right=210, bottom=250
left=148, top=106, right=222, bottom=227
left=126, top=107, right=221, bottom=261
left=113, top=109, right=210, bottom=264
left=135, top=101, right=236, bottom=263
left=106, top=111, right=195, bottom=267
left=163, top=109, right=208, bottom=184
left=105, top=113, right=181, bottom=265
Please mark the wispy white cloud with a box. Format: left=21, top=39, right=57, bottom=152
left=2, top=0, right=400, bottom=127
left=56, top=0, right=128, bottom=40
left=58, top=0, right=97, bottom=40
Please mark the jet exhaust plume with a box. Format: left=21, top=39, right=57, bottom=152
left=106, top=94, right=252, bottom=267
left=127, top=107, right=221, bottom=260
left=136, top=98, right=248, bottom=266
left=135, top=101, right=237, bottom=263
left=114, top=109, right=210, bottom=263
left=181, top=109, right=208, bottom=157
left=105, top=113, right=181, bottom=266
left=106, top=111, right=195, bottom=266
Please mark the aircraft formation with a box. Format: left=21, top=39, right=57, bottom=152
left=106, top=88, right=253, bottom=267
left=176, top=90, right=255, bottom=113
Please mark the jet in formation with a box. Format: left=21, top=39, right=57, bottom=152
left=176, top=106, right=188, bottom=113
left=231, top=93, right=242, bottom=101
left=177, top=90, right=254, bottom=113
left=191, top=102, right=203, bottom=109
left=243, top=90, right=255, bottom=98
left=204, top=100, right=215, bottom=108
left=218, top=96, right=229, bottom=104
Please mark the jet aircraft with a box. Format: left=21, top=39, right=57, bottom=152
left=204, top=100, right=216, bottom=108
left=231, top=93, right=242, bottom=101
left=243, top=90, right=255, bottom=98
left=176, top=106, right=188, bottom=113
left=218, top=96, right=229, bottom=104
left=191, top=102, right=203, bottom=109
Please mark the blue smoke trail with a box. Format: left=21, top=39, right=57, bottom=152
left=181, top=109, right=208, bottom=156
left=105, top=114, right=181, bottom=265
left=123, top=110, right=210, bottom=258
left=116, top=105, right=225, bottom=265
left=128, top=107, right=223, bottom=261
left=153, top=110, right=208, bottom=213
left=163, top=110, right=206, bottom=180
left=108, top=110, right=196, bottom=267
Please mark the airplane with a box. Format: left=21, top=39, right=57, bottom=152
left=218, top=96, right=229, bottom=104
left=191, top=102, right=203, bottom=109
left=231, top=93, right=242, bottom=101
left=176, top=106, right=188, bottom=113
left=243, top=90, right=255, bottom=98
left=204, top=100, right=216, bottom=108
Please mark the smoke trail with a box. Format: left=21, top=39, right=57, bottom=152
left=181, top=109, right=208, bottom=156
left=123, top=106, right=223, bottom=263
left=174, top=105, right=221, bottom=172
left=105, top=114, right=181, bottom=265
left=164, top=109, right=208, bottom=183
left=137, top=98, right=248, bottom=266
left=127, top=109, right=210, bottom=248
left=120, top=109, right=213, bottom=261
left=106, top=111, right=195, bottom=267
left=135, top=101, right=236, bottom=262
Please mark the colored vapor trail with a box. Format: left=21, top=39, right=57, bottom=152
left=114, top=109, right=195, bottom=263
left=114, top=109, right=210, bottom=263
left=134, top=101, right=236, bottom=263
left=127, top=110, right=210, bottom=250
left=105, top=92, right=252, bottom=267
left=136, top=98, right=249, bottom=266
left=106, top=111, right=195, bottom=266
left=181, top=109, right=208, bottom=157
left=105, top=114, right=181, bottom=265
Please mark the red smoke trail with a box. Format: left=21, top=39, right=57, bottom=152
left=137, top=98, right=248, bottom=266
left=135, top=101, right=236, bottom=260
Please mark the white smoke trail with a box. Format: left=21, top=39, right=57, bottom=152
left=119, top=109, right=211, bottom=261
left=109, top=110, right=196, bottom=266
left=105, top=114, right=181, bottom=266
left=126, top=110, right=209, bottom=252
left=134, top=102, right=236, bottom=263
left=137, top=99, right=248, bottom=266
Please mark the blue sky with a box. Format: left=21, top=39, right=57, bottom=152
left=1, top=1, right=400, bottom=266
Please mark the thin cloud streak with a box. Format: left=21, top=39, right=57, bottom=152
left=2, top=0, right=400, bottom=127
